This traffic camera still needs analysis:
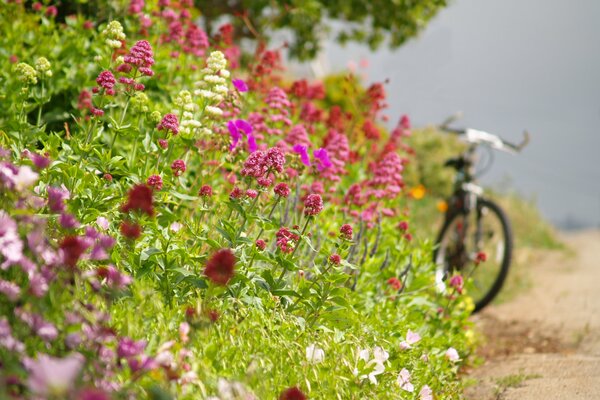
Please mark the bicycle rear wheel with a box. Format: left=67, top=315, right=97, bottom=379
left=434, top=198, right=512, bottom=313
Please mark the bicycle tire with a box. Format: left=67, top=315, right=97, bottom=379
left=434, top=198, right=513, bottom=313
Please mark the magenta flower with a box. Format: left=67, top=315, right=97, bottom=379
left=59, top=212, right=80, bottom=229
left=0, top=279, right=20, bottom=302
left=228, top=120, right=242, bottom=151
left=449, top=275, right=464, bottom=293
left=304, top=194, right=323, bottom=216
left=313, top=148, right=332, bottom=171
left=265, top=147, right=285, bottom=173
left=235, top=119, right=253, bottom=134
left=157, top=113, right=179, bottom=135
left=329, top=254, right=341, bottom=265
left=247, top=134, right=258, bottom=152
left=117, top=337, right=146, bottom=359
left=292, top=144, right=311, bottom=167
left=232, top=78, right=249, bottom=92
left=26, top=353, right=84, bottom=396
left=96, top=71, right=116, bottom=95
left=255, top=239, right=266, bottom=251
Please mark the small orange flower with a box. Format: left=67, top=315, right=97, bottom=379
left=436, top=200, right=448, bottom=213
left=409, top=185, right=426, bottom=200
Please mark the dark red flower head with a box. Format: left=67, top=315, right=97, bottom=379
left=279, top=387, right=307, bottom=400
left=340, top=224, right=353, bottom=240
left=199, top=185, right=213, bottom=197
left=122, top=184, right=154, bottom=216
left=204, top=249, right=236, bottom=286
left=60, top=236, right=90, bottom=268
left=120, top=221, right=142, bottom=240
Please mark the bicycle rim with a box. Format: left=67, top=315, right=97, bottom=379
left=435, top=199, right=512, bottom=312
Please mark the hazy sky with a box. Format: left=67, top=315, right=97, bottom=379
left=321, top=0, right=600, bottom=228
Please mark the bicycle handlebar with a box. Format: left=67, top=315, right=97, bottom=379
left=438, top=114, right=530, bottom=154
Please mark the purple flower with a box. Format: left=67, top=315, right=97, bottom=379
left=0, top=278, right=20, bottom=301
left=117, top=337, right=146, bottom=359
left=313, top=148, right=332, bottom=171
left=59, top=213, right=80, bottom=229
left=234, top=119, right=253, bottom=134
left=29, top=152, right=51, bottom=169
left=26, top=353, right=84, bottom=396
left=47, top=186, right=70, bottom=213
left=0, top=212, right=23, bottom=269
left=232, top=78, right=248, bottom=92
left=293, top=144, right=311, bottom=167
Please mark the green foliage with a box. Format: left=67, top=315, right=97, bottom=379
left=199, top=0, right=448, bottom=59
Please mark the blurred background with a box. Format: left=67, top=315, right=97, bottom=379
left=316, top=0, right=600, bottom=230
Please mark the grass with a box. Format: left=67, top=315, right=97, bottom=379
left=493, top=371, right=542, bottom=398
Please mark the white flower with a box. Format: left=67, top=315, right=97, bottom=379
left=354, top=346, right=388, bottom=385
left=372, top=346, right=389, bottom=363
left=419, top=384, right=433, bottom=400
left=400, top=329, right=421, bottom=350
left=205, top=106, right=224, bottom=117
left=305, top=343, right=325, bottom=364
left=96, top=216, right=109, bottom=230
left=445, top=347, right=460, bottom=362
left=397, top=368, right=414, bottom=392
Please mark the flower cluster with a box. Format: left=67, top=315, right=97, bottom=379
left=101, top=20, right=126, bottom=49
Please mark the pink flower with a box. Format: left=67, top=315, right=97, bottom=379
left=171, top=159, right=186, bottom=176
left=398, top=221, right=409, bottom=232
left=445, top=347, right=460, bottom=362
left=157, top=113, right=179, bottom=135
left=274, top=182, right=290, bottom=198
left=232, top=78, right=248, bottom=92
left=123, top=40, right=155, bottom=74
left=285, top=125, right=311, bottom=149
left=245, top=189, right=258, bottom=199
left=340, top=224, right=353, bottom=240
left=96, top=71, right=116, bottom=95
left=147, top=174, right=163, bottom=191
left=59, top=213, right=80, bottom=229
left=265, top=147, right=285, bottom=173
left=449, top=274, right=464, bottom=293
left=419, top=385, right=433, bottom=400
left=329, top=254, right=341, bottom=265
left=117, top=337, right=146, bottom=359
left=304, top=194, right=323, bottom=216
left=26, top=353, right=84, bottom=396
left=45, top=5, right=57, bottom=17
left=399, top=329, right=421, bottom=350
left=397, top=368, right=414, bottom=392
left=255, top=239, right=266, bottom=251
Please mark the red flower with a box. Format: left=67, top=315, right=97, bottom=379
left=120, top=221, right=142, bottom=240
left=171, top=159, right=186, bottom=176
left=199, top=185, right=213, bottom=197
left=255, top=239, right=267, bottom=251
left=279, top=387, right=307, bottom=400
left=398, top=221, right=409, bottom=232
left=60, top=236, right=89, bottom=268
left=122, top=184, right=154, bottom=216
left=387, top=277, right=402, bottom=291
left=329, top=254, right=341, bottom=265
left=204, top=249, right=236, bottom=286
left=475, top=251, right=487, bottom=264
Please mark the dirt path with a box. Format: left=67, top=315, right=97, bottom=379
left=465, top=230, right=600, bottom=399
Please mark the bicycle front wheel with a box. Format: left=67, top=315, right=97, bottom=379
left=434, top=198, right=513, bottom=313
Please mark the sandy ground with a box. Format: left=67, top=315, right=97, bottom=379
left=464, top=230, right=600, bottom=399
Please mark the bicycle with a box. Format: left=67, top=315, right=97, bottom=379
left=433, top=115, right=530, bottom=313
